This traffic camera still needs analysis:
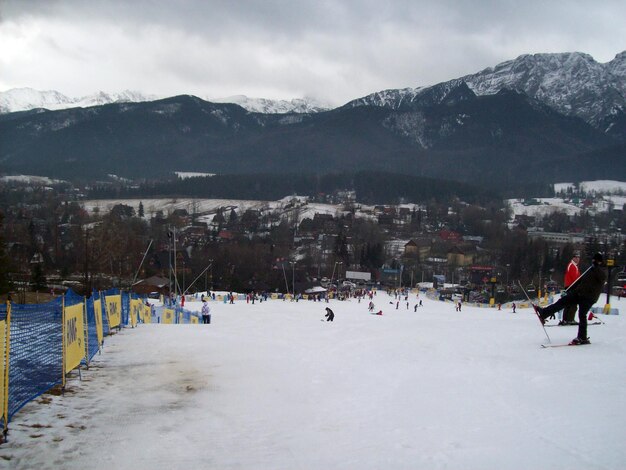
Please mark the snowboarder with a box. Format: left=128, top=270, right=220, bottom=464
left=560, top=252, right=580, bottom=325
left=324, top=307, right=335, bottom=322
left=512, top=302, right=516, bottom=313
left=537, top=253, right=606, bottom=345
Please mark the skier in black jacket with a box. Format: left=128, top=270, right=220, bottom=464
left=537, top=253, right=606, bottom=344
left=324, top=307, right=335, bottom=322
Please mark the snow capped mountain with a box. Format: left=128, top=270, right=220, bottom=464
left=209, top=95, right=331, bottom=114
left=0, top=88, right=330, bottom=115
left=0, top=88, right=74, bottom=113
left=462, top=51, right=626, bottom=126
left=343, top=87, right=423, bottom=110
left=0, top=88, right=159, bottom=113
left=347, top=51, right=626, bottom=129
left=2, top=50, right=624, bottom=123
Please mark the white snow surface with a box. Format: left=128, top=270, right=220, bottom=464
left=0, top=175, right=65, bottom=185
left=2, top=294, right=625, bottom=469
left=554, top=180, right=626, bottom=194
left=81, top=197, right=358, bottom=224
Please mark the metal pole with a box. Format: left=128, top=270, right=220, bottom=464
left=168, top=227, right=172, bottom=297
left=282, top=263, right=290, bottom=295
left=132, top=239, right=153, bottom=287
left=173, top=228, right=178, bottom=297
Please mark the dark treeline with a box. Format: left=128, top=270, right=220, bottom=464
left=88, top=171, right=507, bottom=205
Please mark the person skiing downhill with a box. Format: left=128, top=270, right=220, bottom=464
left=537, top=253, right=606, bottom=345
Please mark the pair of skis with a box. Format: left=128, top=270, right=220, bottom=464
left=544, top=321, right=602, bottom=328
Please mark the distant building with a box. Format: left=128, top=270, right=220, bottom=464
left=527, top=230, right=586, bottom=244
left=132, top=275, right=170, bottom=295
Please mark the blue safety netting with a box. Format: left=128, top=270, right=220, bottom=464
left=64, top=288, right=84, bottom=307
left=5, top=298, right=63, bottom=423
left=121, top=291, right=130, bottom=326
left=0, top=303, right=6, bottom=430
left=102, top=294, right=110, bottom=337
left=1, top=289, right=198, bottom=431
left=176, top=307, right=200, bottom=324
left=84, top=296, right=100, bottom=362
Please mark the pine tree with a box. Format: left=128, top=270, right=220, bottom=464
left=30, top=262, right=47, bottom=291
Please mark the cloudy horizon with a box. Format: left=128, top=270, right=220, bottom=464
left=1, top=0, right=625, bottom=106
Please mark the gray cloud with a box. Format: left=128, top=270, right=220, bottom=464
left=1, top=0, right=625, bottom=106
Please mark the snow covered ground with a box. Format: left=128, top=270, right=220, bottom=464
left=1, top=293, right=625, bottom=470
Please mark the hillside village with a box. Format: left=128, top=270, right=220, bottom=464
left=1, top=176, right=624, bottom=302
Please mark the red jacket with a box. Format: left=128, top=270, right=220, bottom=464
left=564, top=260, right=580, bottom=287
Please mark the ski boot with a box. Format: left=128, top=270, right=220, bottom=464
left=569, top=337, right=591, bottom=345
left=535, top=306, right=554, bottom=325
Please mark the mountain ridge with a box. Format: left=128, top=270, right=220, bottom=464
left=1, top=83, right=620, bottom=190
left=348, top=51, right=626, bottom=134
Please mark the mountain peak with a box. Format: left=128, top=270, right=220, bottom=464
left=460, top=51, right=626, bottom=126
left=209, top=95, right=332, bottom=114
left=0, top=88, right=158, bottom=113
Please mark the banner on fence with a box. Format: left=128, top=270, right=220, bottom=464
left=130, top=299, right=142, bottom=328
left=162, top=308, right=174, bottom=324
left=94, top=298, right=103, bottom=345
left=0, top=319, right=6, bottom=426
left=105, top=294, right=122, bottom=328
left=64, top=303, right=86, bottom=374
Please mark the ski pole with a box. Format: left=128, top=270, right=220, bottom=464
left=519, top=280, right=551, bottom=343
left=564, top=265, right=593, bottom=293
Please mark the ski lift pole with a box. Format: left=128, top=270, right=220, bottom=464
left=183, top=262, right=213, bottom=296
left=131, top=239, right=153, bottom=287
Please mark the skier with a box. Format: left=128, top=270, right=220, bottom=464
left=324, top=307, right=335, bottom=322
left=512, top=302, right=516, bottom=313
left=201, top=299, right=211, bottom=324
left=537, top=253, right=606, bottom=345
left=560, top=252, right=580, bottom=325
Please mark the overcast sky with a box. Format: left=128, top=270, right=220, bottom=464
left=1, top=0, right=625, bottom=106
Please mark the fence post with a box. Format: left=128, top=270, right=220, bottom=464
left=83, top=297, right=89, bottom=368
left=2, top=301, right=11, bottom=439
left=62, top=296, right=66, bottom=390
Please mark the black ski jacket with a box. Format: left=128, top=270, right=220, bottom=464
left=571, top=264, right=606, bottom=302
